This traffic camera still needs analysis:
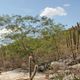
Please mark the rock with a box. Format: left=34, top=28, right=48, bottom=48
left=64, top=57, right=80, bottom=66
left=64, top=70, right=71, bottom=75
left=63, top=58, right=74, bottom=66
left=69, top=63, right=80, bottom=69
left=49, top=73, right=58, bottom=80
left=68, top=64, right=80, bottom=76
left=38, top=65, right=45, bottom=72
left=37, top=62, right=50, bottom=72
left=50, top=62, right=66, bottom=72
left=63, top=74, right=75, bottom=80
left=57, top=70, right=65, bottom=76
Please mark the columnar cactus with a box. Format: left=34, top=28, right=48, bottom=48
left=29, top=56, right=32, bottom=78
left=66, top=23, right=80, bottom=60
left=29, top=56, right=38, bottom=80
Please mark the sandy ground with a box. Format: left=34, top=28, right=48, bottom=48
left=0, top=69, right=46, bottom=80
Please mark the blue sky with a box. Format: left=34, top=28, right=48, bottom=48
left=0, top=0, right=79, bottom=28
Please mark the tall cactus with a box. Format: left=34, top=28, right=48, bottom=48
left=69, top=29, right=73, bottom=49
left=29, top=56, right=38, bottom=80
left=29, top=56, right=32, bottom=79
left=69, top=23, right=80, bottom=60
left=69, top=27, right=76, bottom=60
left=73, top=27, right=76, bottom=46
left=30, top=65, right=38, bottom=80
left=77, top=22, right=80, bottom=49
left=66, top=31, right=69, bottom=48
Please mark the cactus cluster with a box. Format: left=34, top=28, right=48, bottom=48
left=66, top=23, right=80, bottom=60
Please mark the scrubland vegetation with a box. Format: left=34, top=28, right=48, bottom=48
left=0, top=15, right=80, bottom=80
left=0, top=15, right=79, bottom=70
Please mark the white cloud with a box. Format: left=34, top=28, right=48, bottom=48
left=40, top=7, right=67, bottom=17
left=63, top=4, right=71, bottom=7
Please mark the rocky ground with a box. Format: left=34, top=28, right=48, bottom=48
left=0, top=69, right=46, bottom=80
left=0, top=57, right=80, bottom=80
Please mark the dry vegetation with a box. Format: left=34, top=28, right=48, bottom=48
left=0, top=15, right=80, bottom=80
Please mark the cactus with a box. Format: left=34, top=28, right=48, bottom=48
left=69, top=29, right=73, bottom=49
left=29, top=56, right=32, bottom=78
left=30, top=65, right=38, bottom=80
left=77, top=23, right=80, bottom=49
left=73, top=28, right=76, bottom=45
left=29, top=56, right=38, bottom=80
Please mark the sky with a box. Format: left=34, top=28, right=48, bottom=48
left=0, top=0, right=79, bottom=28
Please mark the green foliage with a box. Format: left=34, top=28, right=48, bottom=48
left=0, top=15, right=69, bottom=69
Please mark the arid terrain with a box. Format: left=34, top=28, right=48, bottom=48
left=0, top=56, right=80, bottom=80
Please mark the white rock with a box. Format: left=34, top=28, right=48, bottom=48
left=50, top=62, right=66, bottom=71
left=63, top=74, right=74, bottom=80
